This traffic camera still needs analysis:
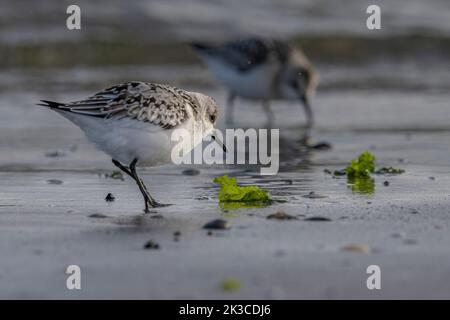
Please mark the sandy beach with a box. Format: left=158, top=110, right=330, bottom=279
left=1, top=0, right=450, bottom=299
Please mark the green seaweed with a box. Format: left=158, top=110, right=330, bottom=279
left=345, top=151, right=375, bottom=178
left=213, top=176, right=271, bottom=210
left=347, top=176, right=375, bottom=195
left=105, top=170, right=124, bottom=181
left=220, top=278, right=241, bottom=292
left=325, top=152, right=403, bottom=196
left=333, top=169, right=347, bottom=176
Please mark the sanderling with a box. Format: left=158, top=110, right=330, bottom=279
left=192, top=38, right=319, bottom=128
left=38, top=81, right=225, bottom=213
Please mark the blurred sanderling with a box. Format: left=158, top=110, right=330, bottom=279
left=192, top=38, right=319, bottom=128
left=38, top=81, right=224, bottom=213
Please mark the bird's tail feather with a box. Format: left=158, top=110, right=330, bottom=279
left=190, top=42, right=213, bottom=52
left=37, top=100, right=66, bottom=108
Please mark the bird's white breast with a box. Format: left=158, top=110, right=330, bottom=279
left=203, top=56, right=276, bottom=100
left=56, top=110, right=210, bottom=167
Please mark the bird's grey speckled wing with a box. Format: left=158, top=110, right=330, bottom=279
left=52, top=82, right=198, bottom=129
left=200, top=38, right=290, bottom=73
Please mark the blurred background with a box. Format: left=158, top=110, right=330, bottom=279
left=1, top=0, right=450, bottom=169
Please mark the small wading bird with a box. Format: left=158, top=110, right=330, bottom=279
left=192, top=38, right=319, bottom=128
left=38, top=81, right=225, bottom=213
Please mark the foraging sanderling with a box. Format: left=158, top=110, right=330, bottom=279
left=192, top=38, right=319, bottom=128
left=39, top=81, right=224, bottom=213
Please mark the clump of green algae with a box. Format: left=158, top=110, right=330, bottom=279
left=346, top=151, right=375, bottom=178
left=220, top=278, right=241, bottom=292
left=213, top=176, right=272, bottom=210
left=325, top=151, right=404, bottom=195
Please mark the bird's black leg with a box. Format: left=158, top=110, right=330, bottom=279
left=301, top=96, right=314, bottom=129
left=129, top=159, right=155, bottom=210
left=112, top=159, right=167, bottom=213
left=112, top=159, right=133, bottom=178
left=262, top=100, right=274, bottom=127
left=226, top=92, right=235, bottom=125
left=112, top=158, right=151, bottom=212
left=128, top=159, right=170, bottom=212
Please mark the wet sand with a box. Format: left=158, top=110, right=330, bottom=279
left=1, top=85, right=450, bottom=299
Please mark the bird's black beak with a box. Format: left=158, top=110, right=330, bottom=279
left=212, top=134, right=227, bottom=153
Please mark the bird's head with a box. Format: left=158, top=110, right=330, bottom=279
left=284, top=65, right=318, bottom=103
left=189, top=92, right=218, bottom=126
left=188, top=92, right=226, bottom=152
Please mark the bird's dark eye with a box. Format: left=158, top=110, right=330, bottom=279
left=210, top=114, right=216, bottom=123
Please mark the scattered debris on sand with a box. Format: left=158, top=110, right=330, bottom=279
left=303, top=191, right=328, bottom=199
left=105, top=193, right=115, bottom=202
left=341, top=244, right=370, bottom=253
left=143, top=240, right=160, bottom=250
left=182, top=168, right=200, bottom=176
left=203, top=219, right=231, bottom=230
left=376, top=167, right=405, bottom=174
left=267, top=210, right=298, bottom=220
left=308, top=141, right=332, bottom=150
left=45, top=150, right=66, bottom=158
left=47, top=179, right=63, bottom=185
left=304, top=216, right=332, bottom=222
left=104, top=170, right=124, bottom=181
left=88, top=213, right=109, bottom=219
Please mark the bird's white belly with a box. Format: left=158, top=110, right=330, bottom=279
left=205, top=58, right=274, bottom=99
left=58, top=112, right=206, bottom=167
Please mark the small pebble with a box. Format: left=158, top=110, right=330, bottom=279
left=143, top=240, right=160, bottom=250
left=303, top=191, right=327, bottom=199
left=45, top=150, right=66, bottom=157
left=304, top=216, right=332, bottom=222
left=309, top=141, right=332, bottom=150
left=47, top=179, right=63, bottom=185
left=203, top=219, right=231, bottom=230
left=267, top=211, right=297, bottom=220
left=105, top=193, right=115, bottom=202
left=88, top=213, right=109, bottom=219
left=207, top=231, right=213, bottom=236
left=182, top=168, right=200, bottom=176
left=383, top=181, right=390, bottom=186
left=341, top=244, right=370, bottom=253
left=106, top=171, right=124, bottom=181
